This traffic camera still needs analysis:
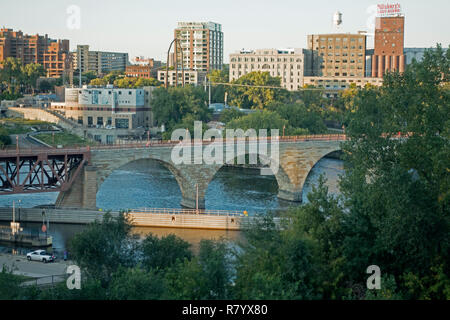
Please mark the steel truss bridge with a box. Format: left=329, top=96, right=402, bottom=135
left=0, top=148, right=90, bottom=195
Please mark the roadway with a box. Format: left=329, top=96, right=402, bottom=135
left=0, top=252, right=69, bottom=278
left=9, top=133, right=49, bottom=149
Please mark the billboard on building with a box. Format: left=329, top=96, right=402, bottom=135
left=377, top=3, right=402, bottom=17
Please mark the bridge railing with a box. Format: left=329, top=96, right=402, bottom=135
left=129, top=207, right=246, bottom=216
left=0, top=146, right=90, bottom=156
left=0, top=134, right=347, bottom=155
left=91, top=134, right=347, bottom=151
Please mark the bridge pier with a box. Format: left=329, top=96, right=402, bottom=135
left=175, top=165, right=220, bottom=209
left=55, top=165, right=97, bottom=210
left=277, top=189, right=303, bottom=202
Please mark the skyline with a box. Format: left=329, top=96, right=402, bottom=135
left=1, top=0, right=449, bottom=63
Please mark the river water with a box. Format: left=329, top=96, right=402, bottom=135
left=0, top=157, right=343, bottom=256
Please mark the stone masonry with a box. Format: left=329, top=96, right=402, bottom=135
left=55, top=139, right=342, bottom=210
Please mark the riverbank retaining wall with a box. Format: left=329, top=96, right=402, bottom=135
left=0, top=208, right=264, bottom=231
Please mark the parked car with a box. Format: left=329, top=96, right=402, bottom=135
left=26, top=250, right=55, bottom=263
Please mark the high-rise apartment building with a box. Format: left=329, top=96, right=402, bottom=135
left=174, top=22, right=223, bottom=72
left=307, top=33, right=367, bottom=78
left=371, top=15, right=405, bottom=77
left=0, top=28, right=71, bottom=78
left=229, top=48, right=305, bottom=91
left=72, top=45, right=129, bottom=76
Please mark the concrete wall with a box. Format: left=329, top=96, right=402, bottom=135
left=0, top=207, right=275, bottom=231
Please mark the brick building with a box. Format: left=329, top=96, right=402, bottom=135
left=307, top=33, right=367, bottom=78
left=126, top=57, right=161, bottom=79
left=0, top=28, right=71, bottom=78
left=371, top=16, right=405, bottom=77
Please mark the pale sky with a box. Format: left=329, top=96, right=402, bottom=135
left=1, top=0, right=449, bottom=63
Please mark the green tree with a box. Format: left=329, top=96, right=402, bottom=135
left=234, top=213, right=319, bottom=299
left=108, top=267, right=165, bottom=300
left=0, top=57, right=23, bottom=94
left=229, top=71, right=288, bottom=109
left=90, top=78, right=107, bottom=86
left=208, top=65, right=229, bottom=104
left=337, top=45, right=450, bottom=299
left=82, top=71, right=98, bottom=83
left=0, top=267, right=24, bottom=299
left=219, top=108, right=244, bottom=124
left=141, top=234, right=192, bottom=271
left=151, top=85, right=210, bottom=133
left=134, top=77, right=160, bottom=87
left=267, top=102, right=327, bottom=133
left=68, top=212, right=139, bottom=285
left=164, top=240, right=232, bottom=300
left=38, top=80, right=53, bottom=93
left=226, top=109, right=288, bottom=133
left=0, top=127, right=12, bottom=148
left=22, top=63, right=45, bottom=94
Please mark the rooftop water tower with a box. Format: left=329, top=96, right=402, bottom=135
left=333, top=11, right=343, bottom=31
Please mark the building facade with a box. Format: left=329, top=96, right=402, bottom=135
left=126, top=64, right=152, bottom=78
left=126, top=57, right=162, bottom=78
left=307, top=33, right=367, bottom=78
left=51, top=85, right=155, bottom=130
left=229, top=48, right=305, bottom=91
left=157, top=70, right=207, bottom=87
left=72, top=45, right=129, bottom=76
left=174, top=22, right=223, bottom=72
left=0, top=28, right=71, bottom=78
left=371, top=15, right=405, bottom=77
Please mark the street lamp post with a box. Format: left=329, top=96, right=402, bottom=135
left=18, top=199, right=21, bottom=223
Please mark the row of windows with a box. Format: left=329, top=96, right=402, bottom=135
left=324, top=59, right=363, bottom=63
left=231, top=57, right=302, bottom=63
left=232, top=71, right=302, bottom=79
left=320, top=46, right=364, bottom=50
left=321, top=52, right=363, bottom=57
left=320, top=72, right=364, bottom=77
left=80, top=90, right=143, bottom=95
left=319, top=37, right=363, bottom=42
left=232, top=64, right=302, bottom=69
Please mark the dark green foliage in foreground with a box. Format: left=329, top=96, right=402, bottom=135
left=1, top=46, right=448, bottom=300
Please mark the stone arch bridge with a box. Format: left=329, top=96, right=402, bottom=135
left=54, top=135, right=345, bottom=210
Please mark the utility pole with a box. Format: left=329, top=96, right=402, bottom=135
left=208, top=79, right=211, bottom=106
left=195, top=184, right=199, bottom=214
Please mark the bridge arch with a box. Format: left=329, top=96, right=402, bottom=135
left=55, top=138, right=344, bottom=210
left=275, top=146, right=343, bottom=202
left=56, top=150, right=190, bottom=210
left=203, top=152, right=292, bottom=212
left=95, top=158, right=186, bottom=209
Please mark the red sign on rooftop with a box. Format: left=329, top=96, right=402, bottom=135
left=377, top=3, right=402, bottom=17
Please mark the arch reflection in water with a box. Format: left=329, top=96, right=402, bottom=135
left=97, top=159, right=182, bottom=210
